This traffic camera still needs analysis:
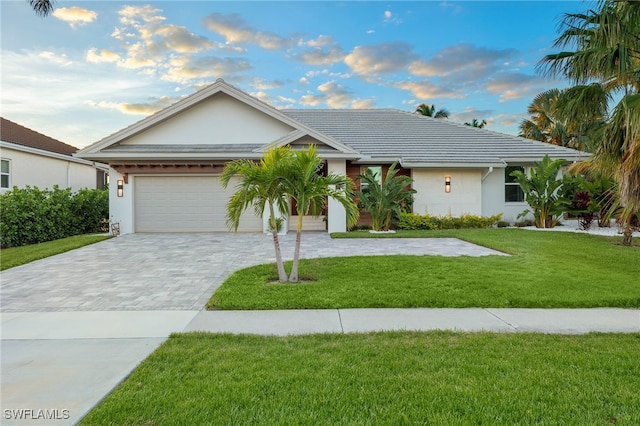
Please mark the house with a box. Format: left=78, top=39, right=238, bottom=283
left=76, top=79, right=587, bottom=235
left=1, top=117, right=109, bottom=192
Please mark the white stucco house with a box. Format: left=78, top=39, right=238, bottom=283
left=1, top=117, right=109, bottom=192
left=76, top=79, right=587, bottom=235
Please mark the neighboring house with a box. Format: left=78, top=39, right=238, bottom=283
left=76, top=79, right=587, bottom=235
left=1, top=117, right=109, bottom=192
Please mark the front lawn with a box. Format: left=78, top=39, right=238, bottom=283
left=80, top=332, right=640, bottom=425
left=0, top=234, right=112, bottom=271
left=208, top=229, right=640, bottom=309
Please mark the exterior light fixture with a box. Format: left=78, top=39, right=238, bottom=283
left=117, top=180, right=124, bottom=197
left=445, top=176, right=451, bottom=193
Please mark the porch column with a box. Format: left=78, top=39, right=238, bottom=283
left=326, top=159, right=347, bottom=233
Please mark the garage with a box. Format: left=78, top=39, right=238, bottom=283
left=134, top=176, right=263, bottom=233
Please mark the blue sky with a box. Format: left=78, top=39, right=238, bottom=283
left=1, top=1, right=588, bottom=148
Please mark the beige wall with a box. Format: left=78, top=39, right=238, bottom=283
left=120, top=93, right=295, bottom=146
left=1, top=147, right=99, bottom=192
left=412, top=169, right=482, bottom=216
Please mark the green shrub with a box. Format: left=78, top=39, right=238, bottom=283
left=0, top=186, right=109, bottom=248
left=398, top=213, right=502, bottom=230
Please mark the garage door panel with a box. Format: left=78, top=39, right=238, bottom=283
left=134, top=176, right=262, bottom=233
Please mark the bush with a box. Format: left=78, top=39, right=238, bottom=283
left=0, top=186, right=109, bottom=248
left=397, top=213, right=502, bottom=230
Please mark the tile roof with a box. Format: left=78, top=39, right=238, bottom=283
left=1, top=117, right=78, bottom=156
left=282, top=109, right=589, bottom=166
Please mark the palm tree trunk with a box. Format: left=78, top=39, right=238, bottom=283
left=268, top=203, right=288, bottom=282
left=621, top=224, right=633, bottom=246
left=288, top=214, right=303, bottom=282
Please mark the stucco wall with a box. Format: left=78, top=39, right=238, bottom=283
left=1, top=147, right=99, bottom=192
left=481, top=167, right=530, bottom=223
left=412, top=169, right=482, bottom=216
left=120, top=93, right=295, bottom=146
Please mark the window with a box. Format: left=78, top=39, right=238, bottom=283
left=505, top=166, right=525, bottom=202
left=0, top=159, right=10, bottom=189
left=360, top=166, right=382, bottom=189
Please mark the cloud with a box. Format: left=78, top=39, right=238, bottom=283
left=85, top=96, right=177, bottom=115
left=344, top=43, right=416, bottom=77
left=485, top=73, right=547, bottom=102
left=383, top=10, right=402, bottom=24
left=86, top=48, right=120, bottom=64
left=38, top=51, right=74, bottom=66
left=394, top=80, right=463, bottom=100
left=409, top=43, right=516, bottom=83
left=299, top=81, right=370, bottom=108
left=451, top=107, right=494, bottom=124
left=294, top=35, right=345, bottom=66
left=52, top=6, right=97, bottom=28
left=162, top=56, right=251, bottom=84
left=203, top=13, right=294, bottom=50
left=352, top=98, right=376, bottom=109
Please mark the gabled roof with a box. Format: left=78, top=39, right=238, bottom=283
left=1, top=117, right=78, bottom=156
left=283, top=109, right=590, bottom=167
left=76, top=79, right=359, bottom=159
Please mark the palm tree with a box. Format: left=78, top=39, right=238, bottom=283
left=415, top=103, right=450, bottom=119
left=221, top=147, right=292, bottom=282
left=28, top=0, right=55, bottom=16
left=358, top=162, right=415, bottom=231
left=464, top=119, right=487, bottom=128
left=519, top=89, right=570, bottom=147
left=282, top=145, right=359, bottom=282
left=538, top=0, right=640, bottom=245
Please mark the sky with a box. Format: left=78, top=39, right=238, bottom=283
left=0, top=1, right=590, bottom=148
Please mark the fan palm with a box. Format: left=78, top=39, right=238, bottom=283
left=415, top=103, right=450, bottom=119
left=538, top=0, right=640, bottom=244
left=519, top=89, right=570, bottom=147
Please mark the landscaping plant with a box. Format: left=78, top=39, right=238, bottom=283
left=357, top=162, right=415, bottom=231
left=510, top=155, right=569, bottom=228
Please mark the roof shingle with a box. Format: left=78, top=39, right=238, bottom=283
left=1, top=117, right=78, bottom=156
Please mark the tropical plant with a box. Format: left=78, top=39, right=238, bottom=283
left=519, top=89, right=571, bottom=147
left=28, top=0, right=54, bottom=16
left=510, top=155, right=569, bottom=228
left=221, top=147, right=292, bottom=282
left=538, top=0, right=640, bottom=244
left=464, top=119, right=487, bottom=128
left=357, top=163, right=415, bottom=232
left=281, top=145, right=359, bottom=282
left=415, top=103, right=450, bottom=119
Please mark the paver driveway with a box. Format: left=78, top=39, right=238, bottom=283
left=0, top=233, right=505, bottom=312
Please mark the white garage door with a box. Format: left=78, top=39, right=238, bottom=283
left=134, top=176, right=263, bottom=232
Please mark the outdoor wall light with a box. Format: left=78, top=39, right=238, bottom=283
left=117, top=180, right=124, bottom=197
left=445, top=176, right=451, bottom=193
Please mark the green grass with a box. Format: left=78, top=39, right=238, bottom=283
left=208, top=229, right=640, bottom=309
left=80, top=332, right=640, bottom=425
left=0, top=234, right=112, bottom=270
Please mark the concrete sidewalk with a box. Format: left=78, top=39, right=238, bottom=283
left=2, top=308, right=639, bottom=425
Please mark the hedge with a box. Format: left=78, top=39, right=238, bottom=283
left=398, top=212, right=503, bottom=230
left=0, top=186, right=109, bottom=248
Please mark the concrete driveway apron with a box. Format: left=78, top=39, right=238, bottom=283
left=1, top=233, right=504, bottom=425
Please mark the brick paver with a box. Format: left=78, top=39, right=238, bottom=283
left=0, top=233, right=505, bottom=312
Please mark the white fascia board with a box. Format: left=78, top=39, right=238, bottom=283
left=500, top=154, right=590, bottom=163
left=400, top=161, right=507, bottom=168
left=1, top=141, right=108, bottom=169
left=351, top=157, right=403, bottom=164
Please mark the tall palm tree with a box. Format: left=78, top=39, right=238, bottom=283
left=282, top=145, right=359, bottom=282
left=538, top=0, right=640, bottom=245
left=28, top=0, right=55, bottom=16
left=221, top=147, right=292, bottom=282
left=415, top=103, right=450, bottom=119
left=519, top=89, right=571, bottom=147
